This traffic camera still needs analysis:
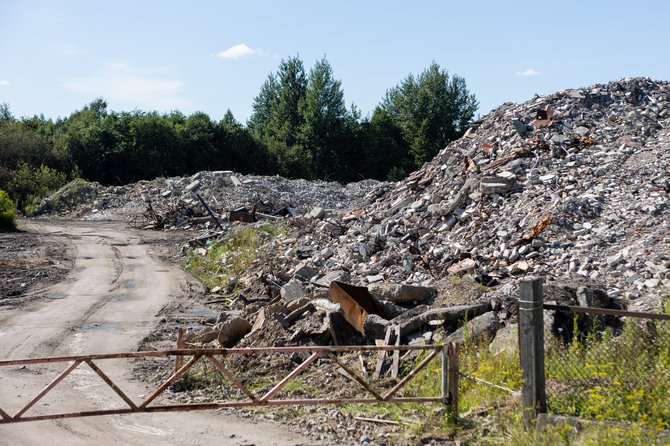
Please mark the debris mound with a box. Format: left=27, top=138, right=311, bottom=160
left=179, top=77, right=669, bottom=353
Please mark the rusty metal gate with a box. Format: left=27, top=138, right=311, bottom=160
left=0, top=344, right=459, bottom=424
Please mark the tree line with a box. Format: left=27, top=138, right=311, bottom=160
left=0, top=57, right=477, bottom=212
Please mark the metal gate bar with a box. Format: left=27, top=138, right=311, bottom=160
left=0, top=344, right=456, bottom=424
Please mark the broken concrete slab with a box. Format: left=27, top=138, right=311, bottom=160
left=445, top=311, right=499, bottom=345
left=368, top=283, right=437, bottom=303
left=308, top=206, right=326, bottom=220
left=217, top=317, right=252, bottom=347
left=314, top=270, right=350, bottom=287
left=280, top=278, right=306, bottom=302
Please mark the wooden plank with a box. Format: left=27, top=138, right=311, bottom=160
left=448, top=342, right=459, bottom=418
left=358, top=354, right=367, bottom=378
left=175, top=328, right=185, bottom=372
left=519, top=278, right=546, bottom=424
left=374, top=327, right=392, bottom=378
left=441, top=345, right=448, bottom=404
left=391, top=325, right=400, bottom=379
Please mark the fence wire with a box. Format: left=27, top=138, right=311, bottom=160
left=544, top=308, right=670, bottom=428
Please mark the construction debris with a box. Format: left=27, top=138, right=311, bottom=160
left=35, top=77, right=670, bottom=355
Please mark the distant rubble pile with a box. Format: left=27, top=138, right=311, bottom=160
left=36, top=172, right=381, bottom=225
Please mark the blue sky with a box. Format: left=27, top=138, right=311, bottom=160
left=1, top=1, right=669, bottom=123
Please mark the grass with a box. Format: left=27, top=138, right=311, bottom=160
left=545, top=318, right=670, bottom=429
left=184, top=222, right=283, bottom=294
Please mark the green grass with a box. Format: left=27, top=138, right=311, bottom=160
left=545, top=319, right=670, bottom=429
left=184, top=223, right=282, bottom=294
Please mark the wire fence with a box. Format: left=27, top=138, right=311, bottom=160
left=543, top=305, right=670, bottom=428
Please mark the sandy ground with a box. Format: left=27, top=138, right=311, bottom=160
left=0, top=219, right=321, bottom=446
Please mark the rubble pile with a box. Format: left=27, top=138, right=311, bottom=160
left=182, top=77, right=670, bottom=353
left=37, top=171, right=382, bottom=226
left=257, top=78, right=669, bottom=306
left=40, top=78, right=669, bottom=353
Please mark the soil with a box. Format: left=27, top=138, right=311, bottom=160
left=0, top=217, right=462, bottom=445
left=0, top=217, right=324, bottom=446
left=0, top=229, right=73, bottom=305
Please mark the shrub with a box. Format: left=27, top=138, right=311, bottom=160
left=0, top=189, right=17, bottom=231
left=7, top=162, right=68, bottom=213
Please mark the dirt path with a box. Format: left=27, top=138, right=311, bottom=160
left=0, top=220, right=321, bottom=446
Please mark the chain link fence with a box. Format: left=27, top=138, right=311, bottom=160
left=543, top=305, right=670, bottom=428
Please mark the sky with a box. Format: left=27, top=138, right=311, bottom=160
left=1, top=1, right=669, bottom=124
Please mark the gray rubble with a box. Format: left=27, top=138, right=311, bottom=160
left=249, top=77, right=669, bottom=311
left=38, top=77, right=670, bottom=351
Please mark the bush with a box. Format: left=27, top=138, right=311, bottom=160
left=7, top=162, right=68, bottom=213
left=0, top=189, right=17, bottom=231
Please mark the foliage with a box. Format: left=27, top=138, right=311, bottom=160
left=7, top=162, right=68, bottom=213
left=379, top=62, right=478, bottom=168
left=0, top=189, right=17, bottom=231
left=0, top=60, right=479, bottom=197
left=184, top=223, right=282, bottom=293
left=545, top=318, right=670, bottom=428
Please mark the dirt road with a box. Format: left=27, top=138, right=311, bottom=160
left=0, top=220, right=320, bottom=445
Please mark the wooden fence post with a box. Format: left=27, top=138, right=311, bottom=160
left=175, top=327, right=185, bottom=372
left=519, top=277, right=546, bottom=424
left=448, top=342, right=459, bottom=419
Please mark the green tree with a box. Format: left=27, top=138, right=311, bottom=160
left=218, top=110, right=268, bottom=175
left=249, top=56, right=306, bottom=148
left=0, top=103, right=13, bottom=123
left=248, top=74, right=279, bottom=137
left=299, top=57, right=347, bottom=179
left=379, top=62, right=478, bottom=168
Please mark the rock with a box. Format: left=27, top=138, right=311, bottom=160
left=366, top=274, right=384, bottom=283
left=191, top=327, right=219, bottom=344
left=281, top=279, right=305, bottom=302
left=448, top=258, right=476, bottom=274
left=217, top=317, right=252, bottom=347
left=308, top=206, right=326, bottom=220
left=446, top=311, right=500, bottom=345
left=185, top=180, right=200, bottom=191
left=314, top=270, right=350, bottom=287
left=488, top=323, right=518, bottom=356
left=294, top=263, right=318, bottom=281
left=367, top=283, right=436, bottom=303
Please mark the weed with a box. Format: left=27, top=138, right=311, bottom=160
left=184, top=222, right=283, bottom=294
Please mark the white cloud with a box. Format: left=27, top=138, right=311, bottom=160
left=215, top=44, right=263, bottom=59
left=0, top=80, right=10, bottom=86
left=516, top=69, right=541, bottom=77
left=64, top=62, right=186, bottom=110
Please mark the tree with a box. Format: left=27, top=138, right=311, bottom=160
left=249, top=56, right=306, bottom=149
left=0, top=103, right=13, bottom=123
left=379, top=62, right=478, bottom=168
left=299, top=57, right=347, bottom=179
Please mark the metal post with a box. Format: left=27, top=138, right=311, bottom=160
left=519, top=277, right=546, bottom=424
